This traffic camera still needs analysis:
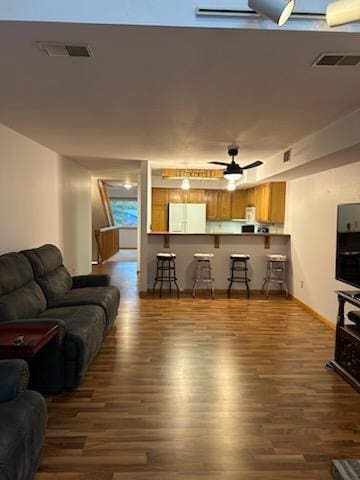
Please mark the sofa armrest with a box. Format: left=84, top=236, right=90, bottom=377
left=0, top=359, right=29, bottom=402
left=0, top=318, right=67, bottom=343
left=72, top=274, right=111, bottom=288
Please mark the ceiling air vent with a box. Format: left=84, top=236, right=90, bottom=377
left=313, top=53, right=360, bottom=67
left=283, top=149, right=291, bottom=163
left=37, top=42, right=93, bottom=58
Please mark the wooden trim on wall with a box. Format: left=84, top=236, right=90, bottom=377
left=290, top=295, right=336, bottom=331
left=98, top=179, right=114, bottom=226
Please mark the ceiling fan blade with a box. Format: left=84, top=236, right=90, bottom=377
left=208, top=161, right=230, bottom=166
left=241, top=161, right=263, bottom=170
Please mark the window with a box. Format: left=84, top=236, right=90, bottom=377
left=110, top=199, right=138, bottom=227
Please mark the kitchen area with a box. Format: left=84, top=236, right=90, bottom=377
left=147, top=169, right=290, bottom=294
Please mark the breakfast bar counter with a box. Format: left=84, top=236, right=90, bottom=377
left=148, top=232, right=290, bottom=249
left=147, top=232, right=291, bottom=292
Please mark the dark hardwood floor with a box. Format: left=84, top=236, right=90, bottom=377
left=35, top=258, right=360, bottom=480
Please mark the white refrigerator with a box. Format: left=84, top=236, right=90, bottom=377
left=169, top=203, right=207, bottom=233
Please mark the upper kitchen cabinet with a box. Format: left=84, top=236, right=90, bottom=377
left=231, top=190, right=247, bottom=219
left=205, top=190, right=218, bottom=220
left=246, top=188, right=256, bottom=207
left=168, top=189, right=184, bottom=203
left=218, top=191, right=232, bottom=220
left=152, top=188, right=168, bottom=206
left=187, top=189, right=206, bottom=203
left=205, top=190, right=231, bottom=220
left=255, top=182, right=286, bottom=224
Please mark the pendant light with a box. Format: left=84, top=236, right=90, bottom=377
left=248, top=0, right=295, bottom=26
left=227, top=181, right=236, bottom=192
left=326, top=0, right=360, bottom=27
left=181, top=178, right=190, bottom=190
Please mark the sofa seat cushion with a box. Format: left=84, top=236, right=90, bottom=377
left=40, top=305, right=106, bottom=377
left=48, top=286, right=119, bottom=331
left=0, top=391, right=47, bottom=480
left=0, top=253, right=46, bottom=322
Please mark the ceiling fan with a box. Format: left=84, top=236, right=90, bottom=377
left=209, top=146, right=263, bottom=182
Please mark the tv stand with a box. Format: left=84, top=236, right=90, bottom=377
left=326, top=291, right=360, bottom=392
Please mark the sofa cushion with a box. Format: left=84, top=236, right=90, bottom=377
left=0, top=390, right=47, bottom=480
left=49, top=286, right=119, bottom=331
left=40, top=305, right=106, bottom=377
left=0, top=253, right=46, bottom=322
left=22, top=244, right=72, bottom=301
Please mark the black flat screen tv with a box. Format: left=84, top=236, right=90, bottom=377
left=336, top=203, right=360, bottom=289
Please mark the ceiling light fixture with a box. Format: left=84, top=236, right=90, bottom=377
left=326, top=0, right=360, bottom=26
left=248, top=0, right=296, bottom=26
left=224, top=172, right=243, bottom=182
left=123, top=183, right=133, bottom=189
left=227, top=181, right=236, bottom=192
left=181, top=178, right=190, bottom=190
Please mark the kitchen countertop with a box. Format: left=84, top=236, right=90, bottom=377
left=148, top=232, right=290, bottom=249
left=148, top=232, right=290, bottom=236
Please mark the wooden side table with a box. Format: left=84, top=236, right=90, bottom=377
left=326, top=291, right=360, bottom=392
left=0, top=322, right=59, bottom=359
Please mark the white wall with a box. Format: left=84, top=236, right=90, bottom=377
left=0, top=123, right=92, bottom=274
left=285, top=161, right=360, bottom=324
left=60, top=157, right=92, bottom=274
left=0, top=123, right=61, bottom=253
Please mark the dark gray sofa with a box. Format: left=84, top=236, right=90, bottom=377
left=0, top=359, right=47, bottom=480
left=0, top=245, right=120, bottom=392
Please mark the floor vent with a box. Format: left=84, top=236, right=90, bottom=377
left=313, top=53, right=360, bottom=67
left=37, top=42, right=93, bottom=58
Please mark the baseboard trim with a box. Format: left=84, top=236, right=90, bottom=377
left=290, top=295, right=336, bottom=331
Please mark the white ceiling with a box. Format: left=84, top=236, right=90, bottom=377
left=73, top=157, right=141, bottom=182
left=1, top=21, right=360, bottom=170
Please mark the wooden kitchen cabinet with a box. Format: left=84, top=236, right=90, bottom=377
left=218, top=191, right=232, bottom=220
left=231, top=190, right=247, bottom=219
left=255, top=182, right=286, bottom=223
left=205, top=190, right=231, bottom=220
left=205, top=190, right=218, bottom=220
left=152, top=205, right=168, bottom=232
left=152, top=188, right=168, bottom=206
left=246, top=188, right=256, bottom=207
left=187, top=189, right=206, bottom=203
left=168, top=189, right=184, bottom=203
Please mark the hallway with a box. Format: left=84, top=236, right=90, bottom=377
left=36, top=268, right=360, bottom=480
left=93, top=249, right=138, bottom=299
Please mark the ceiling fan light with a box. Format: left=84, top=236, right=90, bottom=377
left=224, top=172, right=242, bottom=182
left=181, top=178, right=190, bottom=190
left=326, top=0, right=360, bottom=27
left=227, top=181, right=236, bottom=192
left=248, top=0, right=295, bottom=26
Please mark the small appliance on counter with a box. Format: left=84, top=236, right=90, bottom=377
left=246, top=207, right=256, bottom=224
left=257, top=226, right=269, bottom=233
left=242, top=225, right=255, bottom=233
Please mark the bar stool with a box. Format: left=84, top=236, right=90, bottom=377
left=192, top=253, right=215, bottom=298
left=153, top=252, right=180, bottom=298
left=228, top=254, right=251, bottom=299
left=262, top=254, right=288, bottom=297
